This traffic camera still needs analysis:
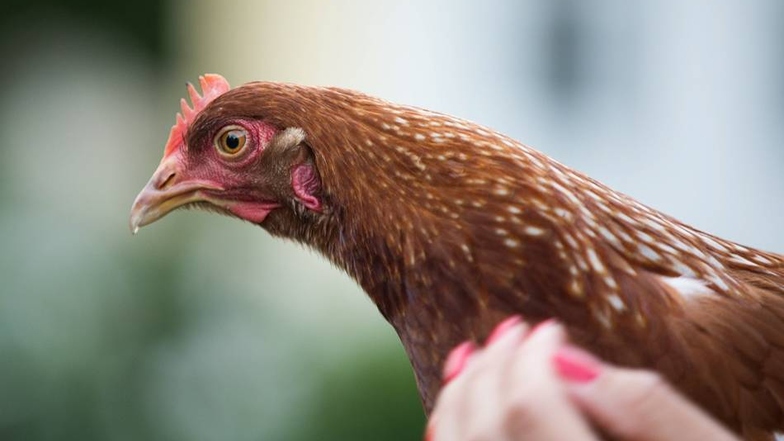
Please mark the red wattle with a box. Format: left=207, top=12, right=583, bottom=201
left=229, top=202, right=279, bottom=224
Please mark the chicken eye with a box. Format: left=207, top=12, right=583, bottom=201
left=215, top=126, right=248, bottom=156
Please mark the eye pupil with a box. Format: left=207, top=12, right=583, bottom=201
left=225, top=133, right=240, bottom=150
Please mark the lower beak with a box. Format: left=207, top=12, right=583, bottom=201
left=129, top=156, right=223, bottom=234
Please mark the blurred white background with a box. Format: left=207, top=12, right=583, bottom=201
left=1, top=1, right=782, bottom=440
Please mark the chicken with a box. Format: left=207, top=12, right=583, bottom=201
left=130, top=74, right=784, bottom=439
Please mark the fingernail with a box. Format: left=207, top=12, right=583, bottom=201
left=486, top=315, right=522, bottom=345
left=442, top=341, right=475, bottom=384
left=553, top=345, right=601, bottom=383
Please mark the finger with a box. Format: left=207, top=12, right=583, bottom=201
left=502, top=321, right=600, bottom=440
left=472, top=316, right=528, bottom=377
left=450, top=319, right=529, bottom=440
left=432, top=320, right=528, bottom=441
left=554, top=345, right=739, bottom=441
left=486, top=315, right=527, bottom=346
left=441, top=315, right=525, bottom=386
left=442, top=341, right=476, bottom=385
left=432, top=341, right=477, bottom=441
left=430, top=317, right=530, bottom=441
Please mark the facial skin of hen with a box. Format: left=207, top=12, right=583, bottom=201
left=131, top=75, right=784, bottom=440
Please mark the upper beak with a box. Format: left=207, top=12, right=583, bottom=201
left=129, top=155, right=223, bottom=234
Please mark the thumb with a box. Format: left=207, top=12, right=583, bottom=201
left=552, top=346, right=739, bottom=441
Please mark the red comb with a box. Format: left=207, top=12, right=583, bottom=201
left=163, top=74, right=231, bottom=157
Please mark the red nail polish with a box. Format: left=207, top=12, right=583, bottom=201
left=486, top=315, right=522, bottom=345
left=553, top=346, right=601, bottom=383
left=442, top=341, right=475, bottom=384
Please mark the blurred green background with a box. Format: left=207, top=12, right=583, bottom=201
left=1, top=1, right=782, bottom=440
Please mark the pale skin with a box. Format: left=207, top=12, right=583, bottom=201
left=428, top=318, right=740, bottom=441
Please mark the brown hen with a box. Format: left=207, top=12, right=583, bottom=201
left=130, top=75, right=784, bottom=440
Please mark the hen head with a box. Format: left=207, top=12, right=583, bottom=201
left=130, top=75, right=322, bottom=233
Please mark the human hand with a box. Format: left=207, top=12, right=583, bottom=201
left=427, top=317, right=739, bottom=441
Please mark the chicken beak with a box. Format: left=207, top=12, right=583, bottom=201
left=129, top=155, right=223, bottom=234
